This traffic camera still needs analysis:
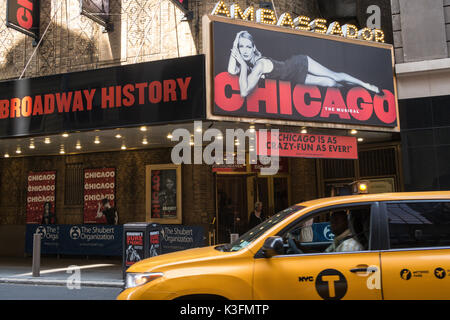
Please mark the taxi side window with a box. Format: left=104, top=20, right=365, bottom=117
left=283, top=205, right=372, bottom=254
left=387, top=201, right=450, bottom=249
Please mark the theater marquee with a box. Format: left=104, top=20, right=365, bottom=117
left=203, top=14, right=399, bottom=132
left=0, top=55, right=205, bottom=138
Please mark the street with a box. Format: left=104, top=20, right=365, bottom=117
left=0, top=283, right=122, bottom=300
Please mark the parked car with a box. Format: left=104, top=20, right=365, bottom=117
left=118, top=191, right=450, bottom=300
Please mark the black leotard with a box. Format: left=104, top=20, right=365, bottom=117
left=264, top=55, right=309, bottom=84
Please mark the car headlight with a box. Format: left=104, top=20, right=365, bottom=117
left=125, top=272, right=163, bottom=289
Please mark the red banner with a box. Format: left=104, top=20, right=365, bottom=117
left=257, top=132, right=358, bottom=159
left=26, top=171, right=56, bottom=224
left=83, top=168, right=116, bottom=224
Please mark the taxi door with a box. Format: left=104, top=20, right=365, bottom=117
left=379, top=201, right=450, bottom=299
left=253, top=251, right=382, bottom=300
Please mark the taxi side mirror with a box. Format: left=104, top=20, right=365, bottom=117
left=262, top=236, right=284, bottom=258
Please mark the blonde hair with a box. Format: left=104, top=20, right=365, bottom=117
left=238, top=31, right=262, bottom=66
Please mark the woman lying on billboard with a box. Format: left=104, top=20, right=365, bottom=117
left=228, top=31, right=380, bottom=98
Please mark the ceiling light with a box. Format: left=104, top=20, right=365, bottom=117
left=121, top=144, right=127, bottom=150
left=142, top=137, right=148, bottom=145
left=350, top=129, right=358, bottom=135
left=301, top=128, right=307, bottom=134
left=59, top=144, right=65, bottom=154
left=44, top=137, right=51, bottom=144
left=358, top=137, right=364, bottom=142
left=75, top=141, right=82, bottom=150
left=4, top=153, right=9, bottom=158
left=16, top=146, right=21, bottom=154
left=94, top=136, right=100, bottom=144
left=29, top=139, right=35, bottom=149
left=115, top=134, right=122, bottom=139
left=167, top=133, right=173, bottom=139
left=62, top=133, right=69, bottom=138
left=140, top=126, right=147, bottom=132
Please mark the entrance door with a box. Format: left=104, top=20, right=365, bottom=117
left=380, top=201, right=450, bottom=299
left=273, top=177, right=289, bottom=214
left=256, top=177, right=270, bottom=217
left=216, top=175, right=248, bottom=244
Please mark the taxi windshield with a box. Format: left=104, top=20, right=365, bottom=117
left=216, top=205, right=305, bottom=252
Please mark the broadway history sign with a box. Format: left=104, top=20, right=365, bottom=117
left=0, top=55, right=205, bottom=138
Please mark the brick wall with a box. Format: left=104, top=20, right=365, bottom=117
left=0, top=0, right=319, bottom=80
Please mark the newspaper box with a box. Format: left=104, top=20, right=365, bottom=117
left=122, top=222, right=161, bottom=278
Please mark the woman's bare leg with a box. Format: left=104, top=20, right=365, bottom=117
left=306, top=56, right=379, bottom=93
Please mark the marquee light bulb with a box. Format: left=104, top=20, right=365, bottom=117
left=327, top=21, right=343, bottom=37
left=256, top=8, right=277, bottom=25
left=211, top=0, right=230, bottom=17
left=294, top=16, right=311, bottom=31
left=310, top=19, right=327, bottom=34
left=277, top=13, right=295, bottom=28
left=230, top=4, right=254, bottom=21
left=209, top=1, right=384, bottom=42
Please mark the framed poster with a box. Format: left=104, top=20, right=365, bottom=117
left=26, top=171, right=56, bottom=224
left=146, top=164, right=182, bottom=224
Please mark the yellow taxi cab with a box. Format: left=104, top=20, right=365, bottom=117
left=117, top=191, right=450, bottom=300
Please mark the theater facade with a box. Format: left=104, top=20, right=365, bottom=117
left=0, top=0, right=402, bottom=256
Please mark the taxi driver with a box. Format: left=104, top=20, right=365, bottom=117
left=325, top=210, right=363, bottom=253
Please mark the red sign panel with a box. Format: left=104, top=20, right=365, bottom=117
left=26, top=171, right=56, bottom=224
left=257, top=132, right=358, bottom=159
left=6, top=0, right=40, bottom=39
left=83, top=168, right=115, bottom=224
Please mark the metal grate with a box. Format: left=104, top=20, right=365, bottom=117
left=322, top=147, right=397, bottom=180
left=64, top=163, right=84, bottom=205
left=359, top=148, right=397, bottom=177
left=322, top=159, right=355, bottom=180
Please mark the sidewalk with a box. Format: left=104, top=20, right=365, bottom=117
left=0, top=256, right=124, bottom=288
